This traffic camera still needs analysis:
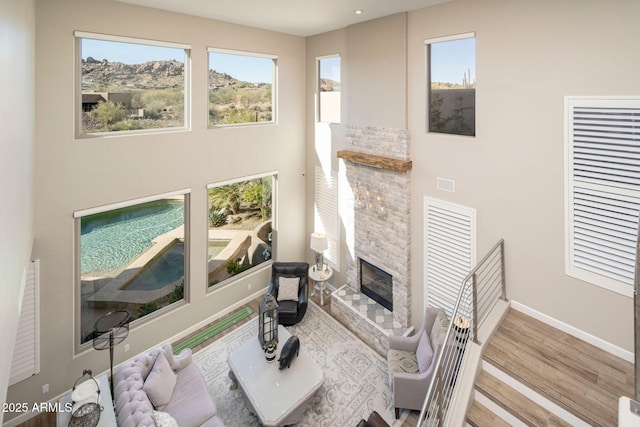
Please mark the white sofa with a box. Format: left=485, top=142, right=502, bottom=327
left=114, top=343, right=224, bottom=427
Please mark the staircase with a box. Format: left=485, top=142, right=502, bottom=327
left=466, top=308, right=634, bottom=426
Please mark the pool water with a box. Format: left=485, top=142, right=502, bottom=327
left=80, top=199, right=184, bottom=278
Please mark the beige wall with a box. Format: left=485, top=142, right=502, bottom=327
left=307, top=0, right=640, bottom=353
left=0, top=0, right=36, bottom=423
left=6, top=0, right=305, bottom=417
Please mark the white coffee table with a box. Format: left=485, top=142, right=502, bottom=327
left=57, top=374, right=117, bottom=427
left=227, top=325, right=325, bottom=427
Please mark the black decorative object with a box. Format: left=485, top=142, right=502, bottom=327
left=278, top=335, right=300, bottom=370
left=69, top=370, right=102, bottom=427
left=258, top=293, right=279, bottom=352
left=92, top=310, right=130, bottom=400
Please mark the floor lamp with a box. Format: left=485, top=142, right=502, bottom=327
left=93, top=310, right=130, bottom=401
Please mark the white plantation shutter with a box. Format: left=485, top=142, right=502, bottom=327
left=424, top=198, right=476, bottom=318
left=10, top=260, right=40, bottom=385
left=314, top=166, right=339, bottom=270
left=565, top=97, right=640, bottom=297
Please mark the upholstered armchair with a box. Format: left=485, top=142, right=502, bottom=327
left=266, top=262, right=309, bottom=326
left=387, top=306, right=448, bottom=419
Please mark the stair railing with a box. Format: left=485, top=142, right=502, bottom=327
left=418, top=238, right=506, bottom=426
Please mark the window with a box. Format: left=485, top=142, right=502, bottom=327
left=318, top=55, right=341, bottom=123
left=426, top=33, right=475, bottom=136
left=75, top=32, right=190, bottom=136
left=207, top=173, right=277, bottom=288
left=565, top=96, right=640, bottom=297
left=208, top=49, right=276, bottom=126
left=74, top=190, right=189, bottom=347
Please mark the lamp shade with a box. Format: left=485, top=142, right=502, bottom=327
left=310, top=232, right=328, bottom=252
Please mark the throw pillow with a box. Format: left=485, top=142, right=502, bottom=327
left=430, top=310, right=449, bottom=349
left=152, top=411, right=179, bottom=427
left=143, top=352, right=177, bottom=408
left=416, top=330, right=434, bottom=373
left=278, top=276, right=300, bottom=302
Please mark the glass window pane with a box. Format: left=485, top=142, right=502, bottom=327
left=319, top=56, right=341, bottom=123
left=78, top=196, right=186, bottom=344
left=428, top=36, right=475, bottom=136
left=208, top=51, right=275, bottom=126
left=207, top=175, right=274, bottom=288
left=80, top=37, right=187, bottom=134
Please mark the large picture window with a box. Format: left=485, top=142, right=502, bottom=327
left=207, top=173, right=276, bottom=288
left=426, top=33, right=476, bottom=137
left=75, top=191, right=189, bottom=347
left=208, top=49, right=276, bottom=126
left=76, top=32, right=190, bottom=136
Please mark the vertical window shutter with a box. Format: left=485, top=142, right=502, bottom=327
left=424, top=198, right=476, bottom=318
left=566, top=97, right=640, bottom=297
left=10, top=260, right=40, bottom=385
left=314, top=166, right=339, bottom=269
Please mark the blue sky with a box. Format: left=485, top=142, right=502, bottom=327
left=430, top=37, right=475, bottom=84
left=82, top=39, right=273, bottom=83
left=320, top=56, right=341, bottom=83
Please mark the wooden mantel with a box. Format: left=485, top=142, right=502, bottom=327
left=337, top=150, right=412, bottom=172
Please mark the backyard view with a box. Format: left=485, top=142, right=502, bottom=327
left=428, top=36, right=476, bottom=136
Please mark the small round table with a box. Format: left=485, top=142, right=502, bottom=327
left=309, top=264, right=333, bottom=305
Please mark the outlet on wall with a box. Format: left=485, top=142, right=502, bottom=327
left=124, top=344, right=130, bottom=352
left=248, top=283, right=252, bottom=290
left=42, top=384, right=49, bottom=394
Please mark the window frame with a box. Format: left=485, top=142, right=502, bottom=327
left=317, top=54, right=341, bottom=124
left=207, top=47, right=277, bottom=128
left=73, top=189, right=191, bottom=353
left=74, top=31, right=191, bottom=138
left=206, top=171, right=278, bottom=292
left=425, top=32, right=476, bottom=137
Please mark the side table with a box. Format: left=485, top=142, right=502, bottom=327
left=57, top=374, right=117, bottom=427
left=309, top=264, right=333, bottom=305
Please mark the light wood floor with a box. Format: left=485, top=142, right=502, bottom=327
left=472, top=307, right=634, bottom=426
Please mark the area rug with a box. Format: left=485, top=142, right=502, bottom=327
left=173, top=306, right=254, bottom=354
left=193, top=302, right=409, bottom=426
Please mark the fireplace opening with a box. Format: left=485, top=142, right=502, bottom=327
left=360, top=259, right=393, bottom=311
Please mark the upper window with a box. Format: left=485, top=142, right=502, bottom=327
left=75, top=32, right=190, bottom=136
left=318, top=55, right=341, bottom=123
left=74, top=190, right=190, bottom=349
left=208, top=49, right=276, bottom=126
left=426, top=33, right=475, bottom=137
left=565, top=96, right=640, bottom=298
left=207, top=173, right=277, bottom=288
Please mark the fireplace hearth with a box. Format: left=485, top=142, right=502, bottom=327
left=360, top=259, right=393, bottom=312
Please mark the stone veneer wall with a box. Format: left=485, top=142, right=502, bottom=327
left=341, top=124, right=411, bottom=327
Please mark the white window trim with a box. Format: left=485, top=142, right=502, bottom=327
left=74, top=32, right=192, bottom=138
left=564, top=96, right=640, bottom=298
left=74, top=188, right=191, bottom=218
left=207, top=48, right=278, bottom=127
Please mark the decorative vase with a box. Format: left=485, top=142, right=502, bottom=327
left=265, top=344, right=276, bottom=363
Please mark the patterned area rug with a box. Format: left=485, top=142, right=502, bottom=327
left=193, top=302, right=409, bottom=426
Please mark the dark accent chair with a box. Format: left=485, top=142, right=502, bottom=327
left=266, top=262, right=309, bottom=326
left=355, top=411, right=390, bottom=427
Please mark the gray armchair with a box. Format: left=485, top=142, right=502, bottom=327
left=387, top=307, right=447, bottom=419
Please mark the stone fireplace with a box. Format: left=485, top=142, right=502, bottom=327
left=331, top=124, right=413, bottom=354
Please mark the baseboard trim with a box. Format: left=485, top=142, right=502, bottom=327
left=510, top=300, right=633, bottom=363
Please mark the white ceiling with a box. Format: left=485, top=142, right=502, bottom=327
left=115, top=0, right=449, bottom=37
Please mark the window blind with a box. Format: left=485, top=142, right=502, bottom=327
left=565, top=97, right=640, bottom=297
left=314, top=166, right=339, bottom=270
left=424, top=198, right=476, bottom=318
left=10, top=260, right=40, bottom=385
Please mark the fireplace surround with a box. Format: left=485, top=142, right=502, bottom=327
left=360, top=259, right=393, bottom=312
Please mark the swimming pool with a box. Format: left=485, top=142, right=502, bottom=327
left=122, top=239, right=230, bottom=291
left=80, top=199, right=184, bottom=278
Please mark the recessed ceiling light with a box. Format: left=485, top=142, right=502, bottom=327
left=354, top=10, right=364, bottom=15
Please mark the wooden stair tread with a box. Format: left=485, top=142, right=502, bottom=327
left=466, top=400, right=511, bottom=427
left=483, top=308, right=633, bottom=427
left=476, top=370, right=573, bottom=427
